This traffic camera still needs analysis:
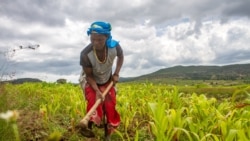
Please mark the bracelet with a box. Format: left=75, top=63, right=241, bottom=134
left=113, top=73, right=119, bottom=76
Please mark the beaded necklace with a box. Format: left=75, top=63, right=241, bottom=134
left=93, top=46, right=107, bottom=64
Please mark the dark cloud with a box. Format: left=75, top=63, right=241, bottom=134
left=0, top=25, right=45, bottom=41
left=222, top=0, right=250, bottom=17
left=1, top=0, right=65, bottom=26
left=212, top=50, right=250, bottom=64
left=1, top=0, right=250, bottom=82
left=1, top=0, right=249, bottom=28
left=12, top=58, right=80, bottom=75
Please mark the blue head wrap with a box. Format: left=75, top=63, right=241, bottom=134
left=87, top=21, right=119, bottom=48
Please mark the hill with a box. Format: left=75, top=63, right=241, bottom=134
left=1, top=63, right=250, bottom=84
left=121, top=63, right=250, bottom=82
left=1, top=78, right=42, bottom=84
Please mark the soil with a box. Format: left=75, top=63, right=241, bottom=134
left=17, top=110, right=49, bottom=141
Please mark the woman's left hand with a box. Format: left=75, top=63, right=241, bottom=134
left=112, top=74, right=119, bottom=85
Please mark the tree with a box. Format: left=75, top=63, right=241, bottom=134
left=56, top=78, right=67, bottom=84
left=0, top=44, right=39, bottom=81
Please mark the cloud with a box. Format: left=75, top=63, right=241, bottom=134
left=0, top=0, right=250, bottom=82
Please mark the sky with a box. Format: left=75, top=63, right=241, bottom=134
left=0, top=0, right=250, bottom=83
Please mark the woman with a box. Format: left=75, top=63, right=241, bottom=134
left=78, top=21, right=124, bottom=140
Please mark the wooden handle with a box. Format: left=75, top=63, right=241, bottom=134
left=80, top=81, right=114, bottom=125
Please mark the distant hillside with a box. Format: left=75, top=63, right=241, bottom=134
left=1, top=78, right=42, bottom=84
left=121, top=63, right=250, bottom=82
left=1, top=63, right=250, bottom=84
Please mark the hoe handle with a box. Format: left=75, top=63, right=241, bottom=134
left=80, top=81, right=113, bottom=125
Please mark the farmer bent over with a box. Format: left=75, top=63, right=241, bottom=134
left=77, top=21, right=124, bottom=140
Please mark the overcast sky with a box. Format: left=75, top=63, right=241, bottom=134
left=1, top=0, right=250, bottom=83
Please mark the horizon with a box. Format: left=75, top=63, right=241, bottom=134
left=3, top=62, right=249, bottom=83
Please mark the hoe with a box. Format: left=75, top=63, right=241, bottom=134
left=76, top=81, right=114, bottom=140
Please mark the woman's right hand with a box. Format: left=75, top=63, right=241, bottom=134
left=95, top=90, right=104, bottom=101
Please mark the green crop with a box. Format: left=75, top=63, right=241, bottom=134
left=0, top=82, right=249, bottom=141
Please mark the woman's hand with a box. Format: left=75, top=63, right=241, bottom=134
left=95, top=90, right=104, bottom=101
left=112, top=74, right=119, bottom=85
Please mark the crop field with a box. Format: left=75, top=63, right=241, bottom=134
left=0, top=82, right=250, bottom=141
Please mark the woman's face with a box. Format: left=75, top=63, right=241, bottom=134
left=90, top=33, right=107, bottom=50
